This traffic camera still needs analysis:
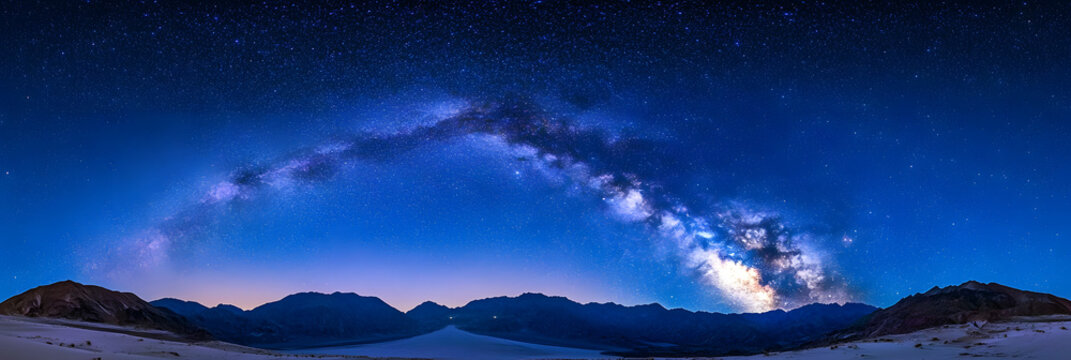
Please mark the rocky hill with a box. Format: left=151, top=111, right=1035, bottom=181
left=835, top=281, right=1071, bottom=340
left=0, top=280, right=208, bottom=339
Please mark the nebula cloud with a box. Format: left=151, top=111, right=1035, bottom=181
left=111, top=98, right=851, bottom=312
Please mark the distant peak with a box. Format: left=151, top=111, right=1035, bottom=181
left=518, top=292, right=551, bottom=298
left=408, top=301, right=451, bottom=315
left=213, top=304, right=245, bottom=312
left=257, top=291, right=396, bottom=313
left=283, top=291, right=364, bottom=299
left=636, top=302, right=667, bottom=310
left=415, top=300, right=447, bottom=308
left=153, top=297, right=200, bottom=304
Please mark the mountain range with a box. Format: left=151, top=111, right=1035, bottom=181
left=3, top=280, right=1070, bottom=357
left=410, top=293, right=876, bottom=356
left=149, top=290, right=876, bottom=355
left=152, top=291, right=420, bottom=347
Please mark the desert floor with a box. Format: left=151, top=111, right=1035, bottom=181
left=290, top=325, right=612, bottom=360
left=726, top=316, right=1071, bottom=360
left=0, top=315, right=401, bottom=360
left=3, top=314, right=1070, bottom=360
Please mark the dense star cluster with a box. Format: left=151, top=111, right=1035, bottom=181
left=115, top=99, right=848, bottom=311
left=2, top=1, right=1070, bottom=312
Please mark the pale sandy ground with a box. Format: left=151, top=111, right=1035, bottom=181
left=4, top=314, right=1070, bottom=360
left=291, top=325, right=615, bottom=360
left=0, top=315, right=413, bottom=360
left=720, top=316, right=1071, bottom=360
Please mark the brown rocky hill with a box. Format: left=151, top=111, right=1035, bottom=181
left=0, top=280, right=208, bottom=339
left=837, top=281, right=1071, bottom=340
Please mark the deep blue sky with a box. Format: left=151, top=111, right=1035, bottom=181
left=1, top=1, right=1069, bottom=312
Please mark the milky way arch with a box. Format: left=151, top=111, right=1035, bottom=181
left=117, top=98, right=852, bottom=312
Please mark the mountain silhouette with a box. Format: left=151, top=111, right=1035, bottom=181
left=152, top=290, right=875, bottom=355
left=0, top=280, right=208, bottom=339
left=835, top=280, right=1071, bottom=340
left=407, top=300, right=453, bottom=331
left=420, top=292, right=877, bottom=356
left=151, top=297, right=211, bottom=317
left=152, top=291, right=420, bottom=347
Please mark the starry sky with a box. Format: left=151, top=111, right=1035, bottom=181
left=1, top=1, right=1070, bottom=313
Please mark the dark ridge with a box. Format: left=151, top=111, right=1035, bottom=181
left=0, top=280, right=209, bottom=340
left=149, top=297, right=210, bottom=318
left=420, top=292, right=877, bottom=356
left=154, top=290, right=421, bottom=348
left=833, top=281, right=1071, bottom=340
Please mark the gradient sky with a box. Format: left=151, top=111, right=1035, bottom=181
left=2, top=1, right=1069, bottom=313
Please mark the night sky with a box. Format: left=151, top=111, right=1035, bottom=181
left=2, top=1, right=1069, bottom=313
